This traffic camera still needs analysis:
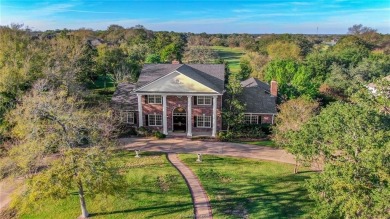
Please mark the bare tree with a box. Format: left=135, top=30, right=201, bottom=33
left=347, top=24, right=377, bottom=35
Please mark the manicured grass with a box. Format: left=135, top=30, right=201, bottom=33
left=238, top=140, right=279, bottom=148
left=21, top=151, right=193, bottom=219
left=179, top=154, right=314, bottom=219
left=211, top=46, right=245, bottom=74
left=85, top=75, right=117, bottom=104
left=84, top=87, right=116, bottom=105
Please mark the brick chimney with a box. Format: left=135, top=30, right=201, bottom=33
left=270, top=81, right=278, bottom=97
left=172, top=60, right=180, bottom=64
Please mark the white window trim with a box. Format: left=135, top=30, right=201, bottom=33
left=197, top=96, right=212, bottom=106
left=121, top=111, right=135, bottom=125
left=148, top=114, right=162, bottom=126
left=197, top=115, right=211, bottom=128
left=148, top=95, right=162, bottom=104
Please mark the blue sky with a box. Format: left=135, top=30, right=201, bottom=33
left=1, top=0, right=389, bottom=33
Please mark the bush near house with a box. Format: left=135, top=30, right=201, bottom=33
left=218, top=124, right=267, bottom=141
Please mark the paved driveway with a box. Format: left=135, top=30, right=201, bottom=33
left=119, top=138, right=296, bottom=164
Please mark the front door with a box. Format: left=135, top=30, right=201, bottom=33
left=173, top=107, right=186, bottom=132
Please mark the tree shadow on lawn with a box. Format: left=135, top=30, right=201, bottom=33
left=88, top=202, right=193, bottom=218
left=205, top=172, right=313, bottom=218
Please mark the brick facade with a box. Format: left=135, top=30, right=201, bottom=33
left=141, top=95, right=222, bottom=132
left=261, top=114, right=273, bottom=124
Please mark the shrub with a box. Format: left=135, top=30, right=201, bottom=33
left=260, top=124, right=272, bottom=135
left=217, top=131, right=234, bottom=141
left=153, top=131, right=166, bottom=139
left=233, top=124, right=266, bottom=138
left=136, top=126, right=153, bottom=137
left=117, top=124, right=137, bottom=138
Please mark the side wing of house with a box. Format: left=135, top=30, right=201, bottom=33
left=240, top=77, right=277, bottom=125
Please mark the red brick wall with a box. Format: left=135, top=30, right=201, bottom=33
left=261, top=114, right=274, bottom=124
left=141, top=96, right=163, bottom=131
left=192, top=96, right=222, bottom=132
left=141, top=95, right=222, bottom=132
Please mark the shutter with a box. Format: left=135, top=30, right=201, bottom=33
left=194, top=116, right=197, bottom=127
left=145, top=115, right=149, bottom=126
left=144, top=95, right=148, bottom=104
left=134, top=112, right=137, bottom=125
left=194, top=96, right=197, bottom=105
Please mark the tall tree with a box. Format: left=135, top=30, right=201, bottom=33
left=45, top=35, right=96, bottom=94
left=222, top=75, right=246, bottom=132
left=6, top=82, right=125, bottom=218
left=273, top=97, right=319, bottom=173
left=183, top=46, right=217, bottom=64
left=287, top=102, right=389, bottom=218
left=95, top=44, right=126, bottom=88
left=267, top=41, right=302, bottom=60
left=239, top=52, right=269, bottom=81
left=347, top=24, right=377, bottom=35
left=0, top=25, right=46, bottom=121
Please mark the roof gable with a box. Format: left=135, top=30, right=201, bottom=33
left=135, top=71, right=219, bottom=94
left=136, top=64, right=225, bottom=93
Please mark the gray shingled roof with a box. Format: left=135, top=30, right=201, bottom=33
left=240, top=77, right=277, bottom=114
left=135, top=64, right=225, bottom=93
left=111, top=83, right=138, bottom=110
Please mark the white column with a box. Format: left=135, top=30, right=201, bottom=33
left=162, top=95, right=168, bottom=135
left=137, top=94, right=143, bottom=127
left=187, top=95, right=192, bottom=137
left=212, top=95, right=217, bottom=137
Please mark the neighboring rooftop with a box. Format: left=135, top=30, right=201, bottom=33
left=111, top=83, right=137, bottom=110
left=240, top=77, right=277, bottom=114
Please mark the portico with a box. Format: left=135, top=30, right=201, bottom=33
left=137, top=93, right=220, bottom=137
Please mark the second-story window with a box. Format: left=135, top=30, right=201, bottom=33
left=195, top=96, right=212, bottom=105
left=147, top=95, right=162, bottom=104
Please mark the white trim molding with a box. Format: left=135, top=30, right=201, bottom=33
left=162, top=95, right=168, bottom=135
left=212, top=95, right=217, bottom=137
left=137, top=94, right=143, bottom=127
left=187, top=95, right=192, bottom=137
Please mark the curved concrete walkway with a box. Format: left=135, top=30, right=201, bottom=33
left=120, top=138, right=296, bottom=164
left=167, top=153, right=212, bottom=219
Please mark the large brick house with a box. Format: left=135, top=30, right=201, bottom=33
left=112, top=63, right=277, bottom=137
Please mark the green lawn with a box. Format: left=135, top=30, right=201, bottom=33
left=21, top=151, right=193, bottom=219
left=179, top=154, right=314, bottom=219
left=88, top=75, right=116, bottom=90
left=211, top=46, right=246, bottom=74
left=85, top=75, right=116, bottom=104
